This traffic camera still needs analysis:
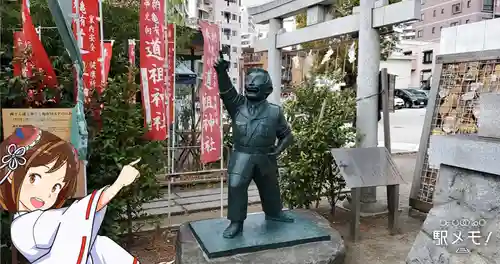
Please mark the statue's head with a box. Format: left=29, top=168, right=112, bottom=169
left=244, top=68, right=273, bottom=101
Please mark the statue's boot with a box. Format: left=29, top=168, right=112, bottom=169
left=223, top=221, right=244, bottom=238
left=265, top=211, right=294, bottom=223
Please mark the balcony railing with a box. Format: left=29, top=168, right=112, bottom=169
left=243, top=53, right=262, bottom=63
left=483, top=4, right=493, bottom=12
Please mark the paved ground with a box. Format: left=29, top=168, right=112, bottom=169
left=132, top=153, right=425, bottom=264
left=141, top=108, right=427, bottom=222
left=134, top=110, right=428, bottom=263
left=138, top=153, right=421, bottom=224
left=378, top=108, right=426, bottom=153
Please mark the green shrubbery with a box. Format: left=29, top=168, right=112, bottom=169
left=85, top=72, right=165, bottom=244
left=279, top=72, right=356, bottom=213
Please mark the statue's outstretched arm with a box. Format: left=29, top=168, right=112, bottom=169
left=214, top=52, right=244, bottom=117
left=274, top=107, right=294, bottom=155
left=218, top=70, right=245, bottom=117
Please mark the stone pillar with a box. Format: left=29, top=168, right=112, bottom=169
left=267, top=18, right=282, bottom=106
left=355, top=0, right=384, bottom=210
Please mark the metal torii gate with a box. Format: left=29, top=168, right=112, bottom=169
left=248, top=0, right=420, bottom=212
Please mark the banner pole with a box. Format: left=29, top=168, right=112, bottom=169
left=165, top=0, right=171, bottom=187
left=99, top=0, right=105, bottom=87
left=218, top=20, right=224, bottom=218
left=171, top=24, right=177, bottom=176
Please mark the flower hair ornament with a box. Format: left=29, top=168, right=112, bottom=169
left=0, top=127, right=42, bottom=184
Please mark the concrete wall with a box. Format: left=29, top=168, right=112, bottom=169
left=380, top=57, right=412, bottom=89
left=440, top=17, right=500, bottom=54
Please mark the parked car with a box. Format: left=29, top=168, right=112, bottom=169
left=395, top=88, right=428, bottom=108
left=407, top=89, right=429, bottom=102
left=394, top=96, right=404, bottom=109
left=418, top=89, right=430, bottom=97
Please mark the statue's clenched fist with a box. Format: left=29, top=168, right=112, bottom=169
left=214, top=51, right=229, bottom=73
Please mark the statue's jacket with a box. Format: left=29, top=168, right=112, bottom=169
left=219, top=84, right=291, bottom=175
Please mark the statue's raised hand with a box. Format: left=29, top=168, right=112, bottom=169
left=214, top=51, right=229, bottom=73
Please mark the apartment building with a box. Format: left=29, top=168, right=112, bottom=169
left=395, top=22, right=417, bottom=40
left=415, top=0, right=500, bottom=42
left=240, top=6, right=257, bottom=48
left=241, top=50, right=309, bottom=90
left=214, top=0, right=242, bottom=90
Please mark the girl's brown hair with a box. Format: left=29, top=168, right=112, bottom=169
left=0, top=125, right=79, bottom=212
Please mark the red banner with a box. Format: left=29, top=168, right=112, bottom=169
left=166, top=24, right=175, bottom=127
left=21, top=0, right=58, bottom=88
left=128, top=39, right=136, bottom=66
left=199, top=21, right=221, bottom=164
left=74, top=0, right=102, bottom=100
left=140, top=0, right=167, bottom=140
left=13, top=31, right=32, bottom=78
left=103, top=42, right=113, bottom=86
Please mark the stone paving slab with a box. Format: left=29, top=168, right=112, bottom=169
left=141, top=185, right=261, bottom=217
left=175, top=184, right=258, bottom=198
left=183, top=196, right=262, bottom=212
left=175, top=190, right=260, bottom=205
left=142, top=205, right=186, bottom=216
left=142, top=199, right=177, bottom=210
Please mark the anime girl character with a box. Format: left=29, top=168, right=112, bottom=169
left=0, top=125, right=141, bottom=263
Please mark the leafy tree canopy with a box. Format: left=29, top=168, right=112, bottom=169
left=0, top=0, right=195, bottom=78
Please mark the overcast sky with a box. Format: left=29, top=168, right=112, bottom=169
left=240, top=0, right=273, bottom=7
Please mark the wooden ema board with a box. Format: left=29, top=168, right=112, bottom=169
left=411, top=51, right=500, bottom=213
left=1, top=108, right=86, bottom=198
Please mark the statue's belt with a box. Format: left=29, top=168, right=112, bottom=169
left=234, top=145, right=275, bottom=154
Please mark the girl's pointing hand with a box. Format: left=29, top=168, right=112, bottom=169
left=116, top=158, right=141, bottom=187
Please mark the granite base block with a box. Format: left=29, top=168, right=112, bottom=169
left=406, top=163, right=500, bottom=263
left=176, top=209, right=345, bottom=264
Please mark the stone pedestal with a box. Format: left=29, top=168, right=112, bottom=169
left=176, top=209, right=345, bottom=264
left=406, top=134, right=500, bottom=263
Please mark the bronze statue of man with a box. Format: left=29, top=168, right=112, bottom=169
left=214, top=52, right=294, bottom=239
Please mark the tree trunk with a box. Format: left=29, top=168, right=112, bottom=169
left=126, top=202, right=133, bottom=249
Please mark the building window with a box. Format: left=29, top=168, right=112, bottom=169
left=422, top=50, right=433, bottom=64
left=420, top=69, right=432, bottom=88
left=233, top=63, right=238, bottom=68
left=441, top=8, right=444, bottom=14
left=433, top=10, right=436, bottom=17
left=466, top=19, right=470, bottom=23
left=452, top=3, right=462, bottom=14
left=467, top=0, right=471, bottom=8
left=232, top=30, right=237, bottom=36
left=403, top=51, right=412, bottom=56
left=417, top=30, right=423, bottom=37
left=239, top=16, right=241, bottom=23
left=450, top=21, right=459, bottom=26
left=432, top=27, right=435, bottom=33
left=232, top=47, right=237, bottom=52
left=232, top=14, right=237, bottom=20
left=483, top=0, right=493, bottom=11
